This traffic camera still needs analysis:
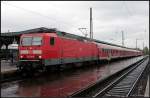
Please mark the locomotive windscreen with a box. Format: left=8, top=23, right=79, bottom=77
left=21, top=36, right=42, bottom=46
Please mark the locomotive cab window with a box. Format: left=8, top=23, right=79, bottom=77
left=50, top=37, right=55, bottom=45
left=32, top=37, right=42, bottom=46
left=22, top=37, right=32, bottom=46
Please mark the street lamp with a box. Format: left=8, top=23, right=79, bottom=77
left=116, top=30, right=125, bottom=46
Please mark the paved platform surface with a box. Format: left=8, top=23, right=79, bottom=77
left=1, top=56, right=145, bottom=97
left=145, top=76, right=149, bottom=97
left=1, top=60, right=17, bottom=73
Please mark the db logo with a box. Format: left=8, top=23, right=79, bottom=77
left=29, top=50, right=32, bottom=54
left=27, top=55, right=34, bottom=58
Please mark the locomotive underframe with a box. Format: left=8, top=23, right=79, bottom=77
left=17, top=57, right=99, bottom=72
left=18, top=60, right=44, bottom=72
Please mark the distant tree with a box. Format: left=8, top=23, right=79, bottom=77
left=137, top=48, right=141, bottom=51
left=143, top=46, right=149, bottom=55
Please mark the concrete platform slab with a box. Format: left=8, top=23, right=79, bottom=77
left=1, top=60, right=17, bottom=74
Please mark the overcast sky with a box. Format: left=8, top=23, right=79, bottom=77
left=1, top=1, right=149, bottom=49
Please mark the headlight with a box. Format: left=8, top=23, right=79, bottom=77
left=33, top=50, right=42, bottom=54
left=20, top=55, right=23, bottom=58
left=38, top=55, right=42, bottom=58
left=20, top=50, right=29, bottom=54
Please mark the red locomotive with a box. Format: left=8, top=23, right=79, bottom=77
left=18, top=28, right=142, bottom=72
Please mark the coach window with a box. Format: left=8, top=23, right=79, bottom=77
left=102, top=49, right=104, bottom=52
left=106, top=49, right=108, bottom=53
left=104, top=49, right=106, bottom=53
left=50, top=37, right=55, bottom=45
left=102, top=49, right=105, bottom=53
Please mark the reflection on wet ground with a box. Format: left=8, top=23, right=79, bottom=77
left=1, top=56, right=144, bottom=97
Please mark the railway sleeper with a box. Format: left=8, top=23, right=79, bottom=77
left=105, top=93, right=120, bottom=96
left=107, top=91, right=129, bottom=95
left=113, top=85, right=131, bottom=89
left=106, top=93, right=126, bottom=97
left=106, top=92, right=128, bottom=96
left=111, top=88, right=130, bottom=91
left=108, top=89, right=130, bottom=93
left=126, top=74, right=139, bottom=77
left=107, top=90, right=129, bottom=94
left=109, top=88, right=130, bottom=91
left=116, top=83, right=134, bottom=86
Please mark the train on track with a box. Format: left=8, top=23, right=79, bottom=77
left=18, top=28, right=143, bottom=72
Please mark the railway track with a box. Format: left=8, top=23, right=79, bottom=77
left=70, top=56, right=149, bottom=97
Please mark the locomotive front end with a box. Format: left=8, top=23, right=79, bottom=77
left=18, top=34, right=44, bottom=72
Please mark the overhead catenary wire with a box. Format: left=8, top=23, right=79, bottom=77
left=122, top=1, right=133, bottom=16
left=78, top=28, right=88, bottom=37
left=111, top=1, right=134, bottom=47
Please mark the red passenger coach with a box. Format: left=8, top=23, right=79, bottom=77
left=18, top=28, right=142, bottom=72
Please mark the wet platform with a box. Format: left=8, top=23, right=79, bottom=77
left=1, top=60, right=17, bottom=74
left=1, top=56, right=144, bottom=97
left=145, top=76, right=149, bottom=97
